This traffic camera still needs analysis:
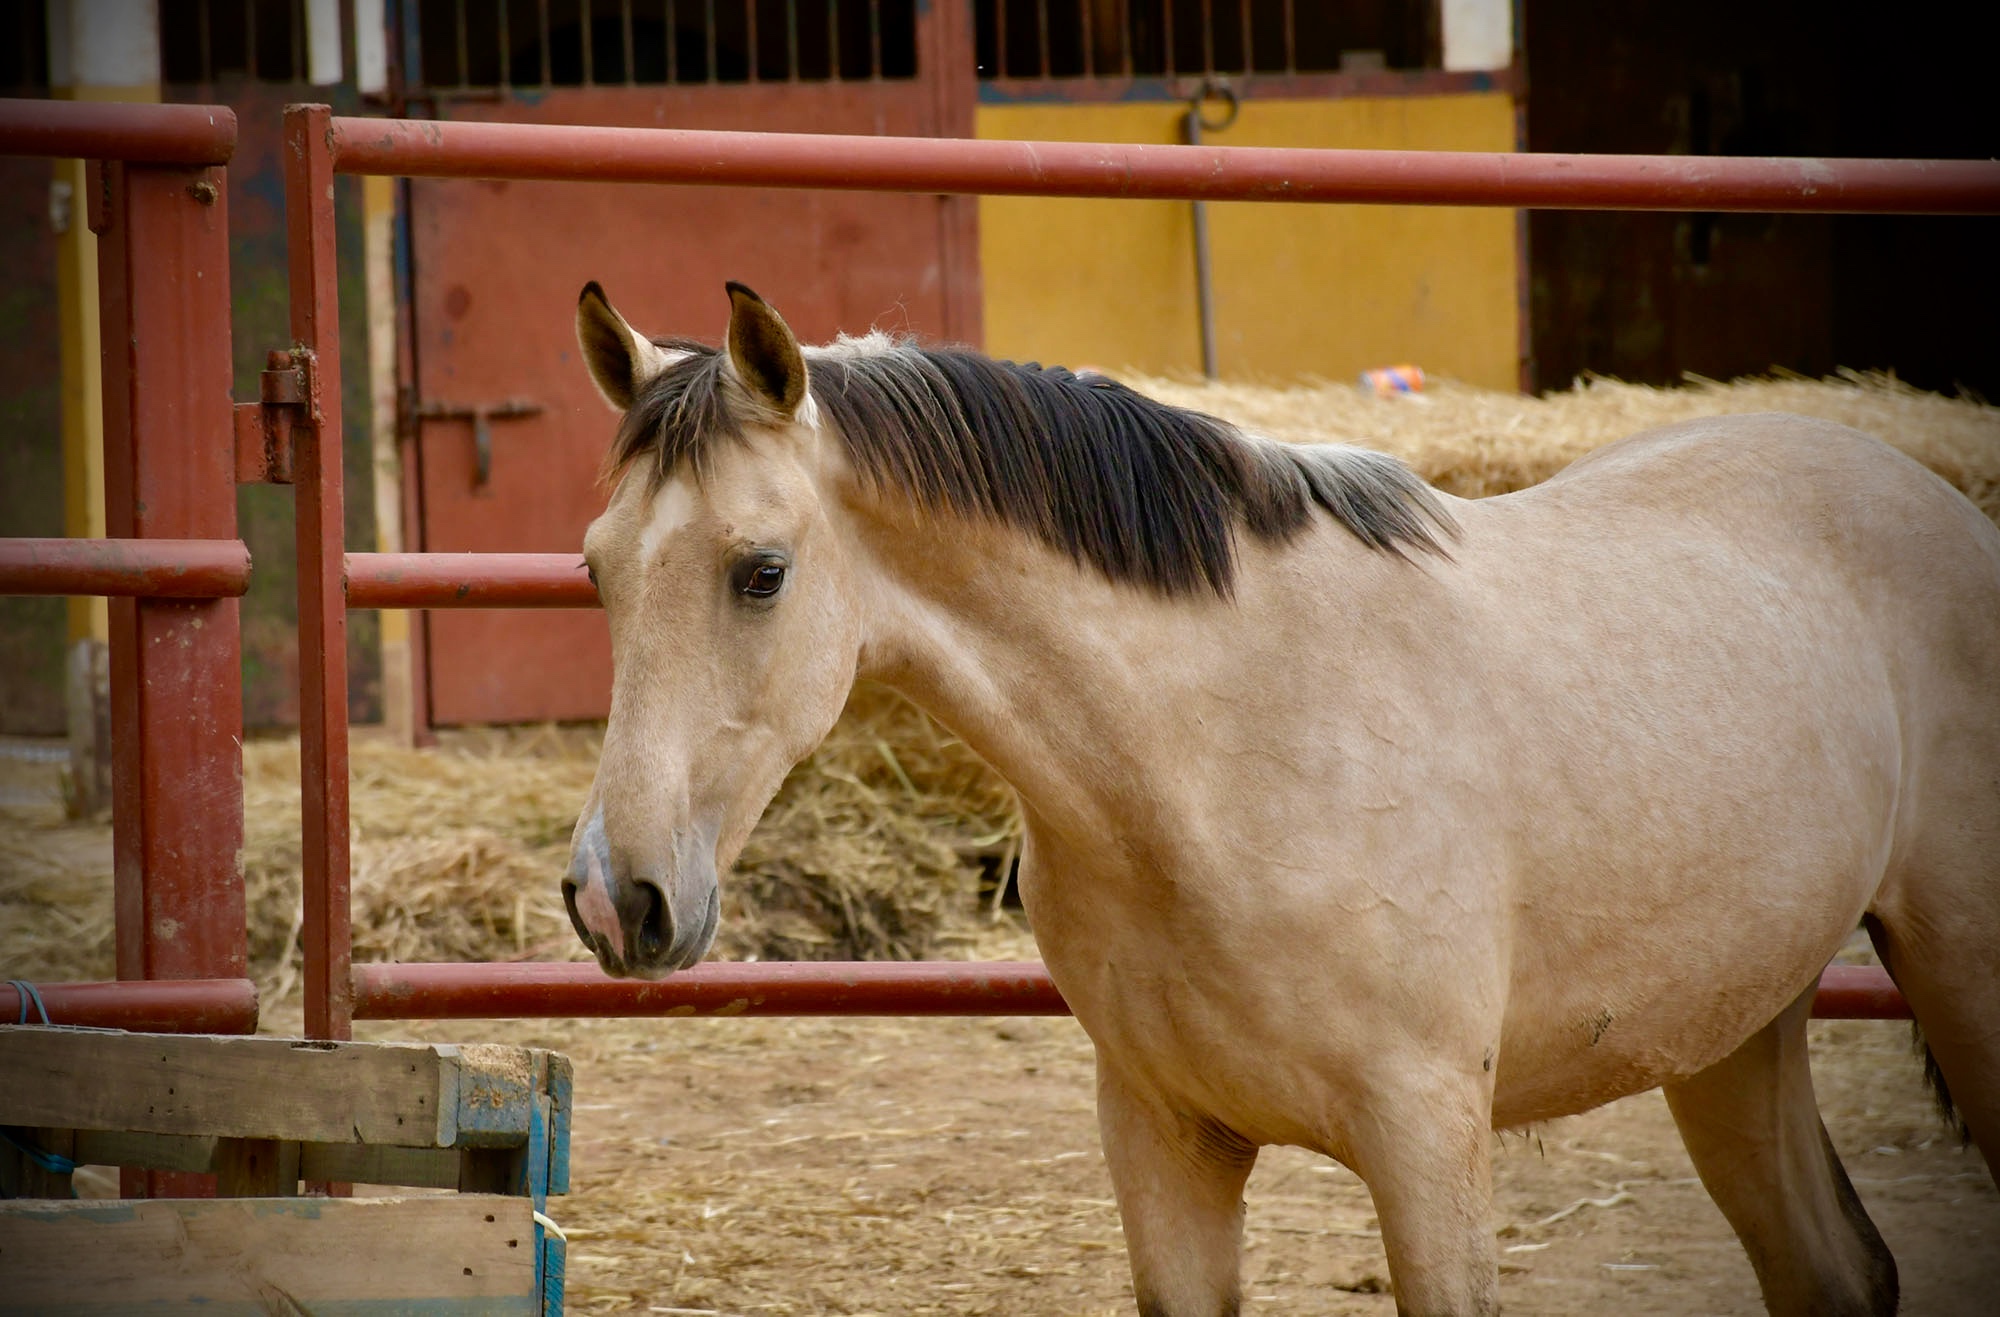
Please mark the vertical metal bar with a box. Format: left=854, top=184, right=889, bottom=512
left=1199, top=0, right=1212, bottom=75
left=867, top=0, right=879, bottom=78
left=456, top=0, right=470, bottom=86
left=786, top=0, right=798, bottom=80
left=1184, top=109, right=1218, bottom=379
left=746, top=0, right=757, bottom=81
left=991, top=0, right=1003, bottom=78
left=245, top=0, right=259, bottom=78
left=198, top=0, right=212, bottom=82
left=1118, top=0, right=1130, bottom=76
left=1078, top=0, right=1093, bottom=77
left=292, top=0, right=307, bottom=79
left=1282, top=0, right=1294, bottom=73
left=621, top=0, right=634, bottom=83
left=665, top=0, right=677, bottom=81
left=1161, top=0, right=1173, bottom=77
left=541, top=0, right=553, bottom=84
left=98, top=155, right=250, bottom=1196
left=1034, top=0, right=1048, bottom=77
left=1238, top=0, right=1251, bottom=72
left=98, top=162, right=249, bottom=995
left=581, top=0, right=594, bottom=84
left=283, top=104, right=352, bottom=1044
left=500, top=0, right=513, bottom=87
left=704, top=0, right=716, bottom=81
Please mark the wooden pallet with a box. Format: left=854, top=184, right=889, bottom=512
left=0, top=1027, right=570, bottom=1314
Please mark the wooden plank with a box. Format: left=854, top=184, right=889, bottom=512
left=0, top=1195, right=538, bottom=1314
left=214, top=1137, right=297, bottom=1196
left=0, top=1029, right=559, bottom=1149
left=71, top=1129, right=215, bottom=1174
left=62, top=1131, right=470, bottom=1192
left=301, top=1141, right=464, bottom=1191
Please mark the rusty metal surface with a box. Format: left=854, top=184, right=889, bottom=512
left=345, top=552, right=596, bottom=609
left=97, top=161, right=248, bottom=994
left=399, top=76, right=977, bottom=726
left=330, top=115, right=2000, bottom=215
left=284, top=107, right=352, bottom=1044
left=0, top=538, right=251, bottom=598
left=352, top=960, right=1073, bottom=1019
left=349, top=960, right=1905, bottom=1021
left=0, top=96, right=236, bottom=164
left=0, top=978, right=259, bottom=1033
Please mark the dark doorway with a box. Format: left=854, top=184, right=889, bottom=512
left=1525, top=0, right=1999, bottom=397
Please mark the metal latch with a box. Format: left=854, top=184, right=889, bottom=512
left=416, top=399, right=544, bottom=490
left=234, top=349, right=312, bottom=485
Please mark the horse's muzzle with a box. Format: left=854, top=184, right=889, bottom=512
left=564, top=810, right=719, bottom=977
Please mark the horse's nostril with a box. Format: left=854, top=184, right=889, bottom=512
left=634, top=881, right=668, bottom=958
left=561, top=879, right=585, bottom=935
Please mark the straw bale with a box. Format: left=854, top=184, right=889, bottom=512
left=1123, top=367, right=2000, bottom=520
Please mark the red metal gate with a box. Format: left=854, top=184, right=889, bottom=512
left=7, top=95, right=2000, bottom=1059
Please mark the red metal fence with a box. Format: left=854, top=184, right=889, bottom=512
left=10, top=96, right=1998, bottom=1050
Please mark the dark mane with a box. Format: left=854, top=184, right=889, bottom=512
left=612, top=338, right=1457, bottom=597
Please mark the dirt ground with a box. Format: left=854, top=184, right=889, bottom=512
left=4, top=733, right=1999, bottom=1314
left=347, top=928, right=2000, bottom=1317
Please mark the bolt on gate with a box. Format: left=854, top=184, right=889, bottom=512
left=10, top=96, right=2000, bottom=1050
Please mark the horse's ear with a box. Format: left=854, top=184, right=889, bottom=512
left=725, top=282, right=807, bottom=417
left=576, top=282, right=675, bottom=411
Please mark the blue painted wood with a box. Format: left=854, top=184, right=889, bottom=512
left=541, top=1229, right=568, bottom=1316
left=545, top=1052, right=573, bottom=1196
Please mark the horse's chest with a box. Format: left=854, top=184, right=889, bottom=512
left=1017, top=850, right=1336, bottom=1141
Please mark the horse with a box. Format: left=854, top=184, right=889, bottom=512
left=560, top=280, right=2000, bottom=1316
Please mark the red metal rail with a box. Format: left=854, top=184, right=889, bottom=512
left=345, top=552, right=596, bottom=608
left=0, top=979, right=259, bottom=1033
left=326, top=117, right=2000, bottom=215
left=0, top=538, right=250, bottom=598
left=352, top=960, right=1905, bottom=1021
left=354, top=960, right=1071, bottom=1019
left=0, top=97, right=236, bottom=165
left=1814, top=964, right=1914, bottom=1020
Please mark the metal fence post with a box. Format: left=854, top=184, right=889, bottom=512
left=95, top=149, right=248, bottom=1198
left=285, top=102, right=353, bottom=1043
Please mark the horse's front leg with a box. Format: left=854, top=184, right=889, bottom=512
left=1096, top=1060, right=1258, bottom=1317
left=1348, top=1066, right=1500, bottom=1316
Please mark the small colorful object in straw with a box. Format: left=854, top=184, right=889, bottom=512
left=1359, top=365, right=1425, bottom=396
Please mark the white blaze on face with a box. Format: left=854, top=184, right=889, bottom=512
left=576, top=842, right=626, bottom=960
left=639, top=477, right=697, bottom=560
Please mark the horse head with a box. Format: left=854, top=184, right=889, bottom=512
left=563, top=281, right=863, bottom=977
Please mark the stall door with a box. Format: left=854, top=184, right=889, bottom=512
left=406, top=2, right=977, bottom=725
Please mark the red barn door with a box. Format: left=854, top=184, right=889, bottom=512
left=404, top=2, right=977, bottom=725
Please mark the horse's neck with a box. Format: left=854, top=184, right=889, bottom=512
left=847, top=506, right=1224, bottom=853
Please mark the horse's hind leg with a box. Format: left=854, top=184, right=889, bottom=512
left=1663, top=983, right=1897, bottom=1317
left=1866, top=881, right=2000, bottom=1185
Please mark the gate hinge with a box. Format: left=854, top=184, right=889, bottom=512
left=234, top=349, right=314, bottom=485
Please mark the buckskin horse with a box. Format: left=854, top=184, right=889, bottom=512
left=562, top=281, right=1999, bottom=1316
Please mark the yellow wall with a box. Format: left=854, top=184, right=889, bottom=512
left=975, top=95, right=1521, bottom=390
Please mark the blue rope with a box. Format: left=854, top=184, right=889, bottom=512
left=0, top=1126, right=78, bottom=1193
left=7, top=979, right=51, bottom=1026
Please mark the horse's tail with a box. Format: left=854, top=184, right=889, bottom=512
left=1913, top=1024, right=1972, bottom=1146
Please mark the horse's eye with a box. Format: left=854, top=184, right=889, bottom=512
left=743, top=562, right=786, bottom=599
